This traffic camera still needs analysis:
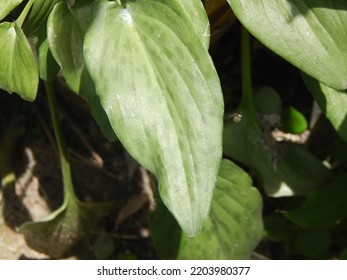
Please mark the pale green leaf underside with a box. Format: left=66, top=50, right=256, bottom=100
left=47, top=2, right=116, bottom=140
left=303, top=74, right=347, bottom=143
left=84, top=0, right=224, bottom=236
left=0, top=0, right=23, bottom=21
left=150, top=159, right=264, bottom=259
left=0, top=22, right=38, bottom=101
left=227, top=0, right=347, bottom=91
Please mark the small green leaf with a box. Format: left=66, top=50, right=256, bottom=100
left=84, top=0, right=224, bottom=236
left=281, top=106, right=308, bottom=134
left=227, top=0, right=347, bottom=91
left=47, top=1, right=116, bottom=140
left=150, top=159, right=264, bottom=260
left=0, top=0, right=23, bottom=21
left=286, top=174, right=347, bottom=229
left=303, top=74, right=347, bottom=143
left=0, top=22, right=38, bottom=101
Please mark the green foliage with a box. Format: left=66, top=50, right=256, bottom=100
left=0, top=22, right=38, bottom=101
left=286, top=174, right=347, bottom=229
left=227, top=0, right=347, bottom=91
left=0, top=0, right=23, bottom=21
left=1, top=0, right=347, bottom=260
left=47, top=1, right=117, bottom=140
left=254, top=87, right=282, bottom=115
left=281, top=106, right=308, bottom=135
left=150, top=159, right=264, bottom=259
left=223, top=102, right=331, bottom=197
left=83, top=0, right=223, bottom=236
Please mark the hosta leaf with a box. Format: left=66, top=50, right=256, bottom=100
left=173, top=0, right=210, bottom=49
left=84, top=0, right=224, bottom=236
left=227, top=0, right=347, bottom=91
left=47, top=1, right=116, bottom=140
left=150, top=159, right=264, bottom=260
left=47, top=2, right=88, bottom=93
left=0, top=22, right=38, bottom=101
left=286, top=174, right=347, bottom=229
left=0, top=0, right=23, bottom=21
left=303, top=74, right=347, bottom=143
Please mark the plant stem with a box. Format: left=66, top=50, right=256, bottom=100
left=240, top=26, right=257, bottom=123
left=16, top=0, right=35, bottom=28
left=44, top=81, right=74, bottom=201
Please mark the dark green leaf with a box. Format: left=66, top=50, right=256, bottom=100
left=294, top=231, right=331, bottom=259
left=151, top=159, right=264, bottom=260
left=227, top=0, right=347, bottom=91
left=286, top=174, right=347, bottom=229
left=0, top=0, right=23, bottom=21
left=84, top=0, right=224, bottom=236
left=0, top=22, right=38, bottom=101
left=264, top=213, right=295, bottom=242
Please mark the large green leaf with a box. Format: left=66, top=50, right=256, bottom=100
left=0, top=22, right=38, bottom=101
left=303, top=74, right=347, bottom=143
left=150, top=159, right=264, bottom=260
left=223, top=113, right=332, bottom=197
left=47, top=1, right=116, bottom=140
left=286, top=174, right=347, bottom=229
left=0, top=0, right=23, bottom=21
left=227, top=0, right=347, bottom=91
left=173, top=0, right=210, bottom=49
left=84, top=0, right=224, bottom=236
